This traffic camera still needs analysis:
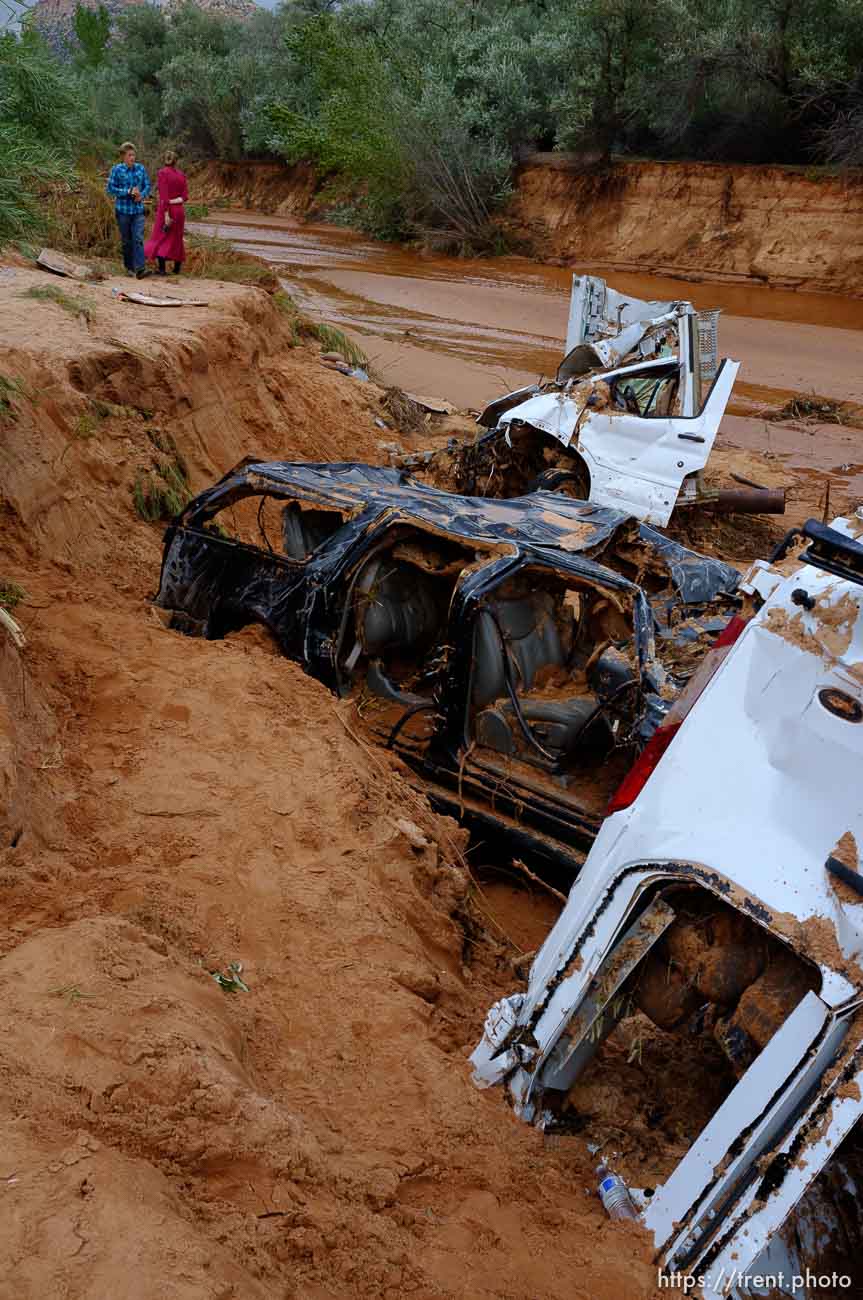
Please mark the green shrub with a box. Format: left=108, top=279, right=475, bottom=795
left=0, top=579, right=25, bottom=610
left=0, top=373, right=31, bottom=424
left=132, top=428, right=192, bottom=522
left=22, top=284, right=95, bottom=322
left=0, top=31, right=83, bottom=244
left=183, top=233, right=278, bottom=289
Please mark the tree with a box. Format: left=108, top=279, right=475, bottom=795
left=113, top=3, right=168, bottom=91
left=0, top=29, right=82, bottom=241
left=73, top=2, right=110, bottom=69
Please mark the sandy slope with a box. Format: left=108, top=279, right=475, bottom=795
left=0, top=271, right=663, bottom=1299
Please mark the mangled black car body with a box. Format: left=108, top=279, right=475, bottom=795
left=156, top=462, right=738, bottom=871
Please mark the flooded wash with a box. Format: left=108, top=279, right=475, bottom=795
left=193, top=211, right=863, bottom=493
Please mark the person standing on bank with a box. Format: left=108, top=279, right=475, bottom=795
left=144, top=151, right=188, bottom=276
left=106, top=141, right=151, bottom=279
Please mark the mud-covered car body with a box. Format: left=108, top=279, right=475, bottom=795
left=156, top=461, right=738, bottom=869
left=464, top=275, right=740, bottom=527
left=472, top=516, right=863, bottom=1296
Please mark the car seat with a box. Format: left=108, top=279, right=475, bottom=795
left=351, top=557, right=440, bottom=706
left=471, top=592, right=608, bottom=769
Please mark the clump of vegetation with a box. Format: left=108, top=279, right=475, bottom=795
left=5, top=0, right=863, bottom=267
left=22, top=283, right=95, bottom=322
left=304, top=321, right=367, bottom=369
left=382, top=386, right=428, bottom=434
left=132, top=464, right=190, bottom=522
left=49, top=981, right=96, bottom=1006
left=272, top=289, right=303, bottom=346
left=0, top=579, right=26, bottom=610
left=273, top=290, right=368, bottom=366
left=183, top=233, right=279, bottom=290
left=0, top=31, right=83, bottom=245
left=44, top=165, right=117, bottom=258
left=90, top=397, right=124, bottom=419
left=72, top=2, right=111, bottom=71
left=763, top=394, right=849, bottom=425
left=209, top=960, right=249, bottom=993
left=73, top=411, right=99, bottom=439
left=0, top=373, right=31, bottom=424
left=132, top=427, right=192, bottom=522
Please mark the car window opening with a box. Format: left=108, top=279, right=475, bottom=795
left=609, top=369, right=680, bottom=419
left=207, top=494, right=347, bottom=560
left=547, top=886, right=822, bottom=1189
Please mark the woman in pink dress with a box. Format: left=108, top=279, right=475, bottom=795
left=144, top=151, right=188, bottom=275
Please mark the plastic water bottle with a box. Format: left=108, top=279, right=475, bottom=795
left=597, top=1161, right=639, bottom=1220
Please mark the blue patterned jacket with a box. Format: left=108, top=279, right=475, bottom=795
left=106, top=162, right=151, bottom=215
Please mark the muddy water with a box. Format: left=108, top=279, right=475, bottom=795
left=193, top=211, right=863, bottom=489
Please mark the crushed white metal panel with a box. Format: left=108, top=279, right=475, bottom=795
left=470, top=518, right=863, bottom=1296
left=642, top=992, right=832, bottom=1249
left=698, top=1023, right=863, bottom=1298
left=484, top=274, right=738, bottom=526
left=498, top=390, right=584, bottom=447
left=537, top=896, right=676, bottom=1094
left=564, top=274, right=678, bottom=355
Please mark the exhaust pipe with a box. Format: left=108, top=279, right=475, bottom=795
left=715, top=487, right=786, bottom=515
left=690, top=486, right=786, bottom=514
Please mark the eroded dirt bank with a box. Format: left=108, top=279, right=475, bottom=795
left=0, top=269, right=662, bottom=1299
left=513, top=155, right=863, bottom=296
left=189, top=156, right=863, bottom=295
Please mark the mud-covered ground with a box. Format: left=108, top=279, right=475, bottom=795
left=0, top=260, right=860, bottom=1299
left=0, top=268, right=663, bottom=1300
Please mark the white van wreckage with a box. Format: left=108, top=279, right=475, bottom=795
left=467, top=275, right=784, bottom=527
left=471, top=514, right=863, bottom=1297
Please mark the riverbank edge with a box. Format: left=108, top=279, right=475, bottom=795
left=187, top=155, right=863, bottom=298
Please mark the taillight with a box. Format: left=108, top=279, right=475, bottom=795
left=711, top=613, right=748, bottom=649
left=606, top=610, right=750, bottom=815
left=606, top=723, right=681, bottom=814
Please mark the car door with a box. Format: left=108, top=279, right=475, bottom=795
left=577, top=359, right=739, bottom=526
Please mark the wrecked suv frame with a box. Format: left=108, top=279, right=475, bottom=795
left=427, top=275, right=783, bottom=527
left=156, top=461, right=738, bottom=871
left=472, top=515, right=863, bottom=1297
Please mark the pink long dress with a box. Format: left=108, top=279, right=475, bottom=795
left=144, top=166, right=188, bottom=264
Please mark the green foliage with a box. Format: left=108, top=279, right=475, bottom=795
left=0, top=579, right=26, bottom=610
left=183, top=231, right=279, bottom=288
left=264, top=13, right=512, bottom=247
left=0, top=372, right=32, bottom=424
left=132, top=427, right=192, bottom=522
left=305, top=322, right=367, bottom=368
left=73, top=411, right=99, bottom=439
left=274, top=290, right=368, bottom=365
left=6, top=0, right=863, bottom=265
left=72, top=3, right=110, bottom=70
left=545, top=0, right=673, bottom=157
left=0, top=30, right=82, bottom=243
left=44, top=164, right=117, bottom=257
left=22, top=283, right=95, bottom=321
left=265, top=15, right=410, bottom=234
left=209, top=960, right=249, bottom=993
